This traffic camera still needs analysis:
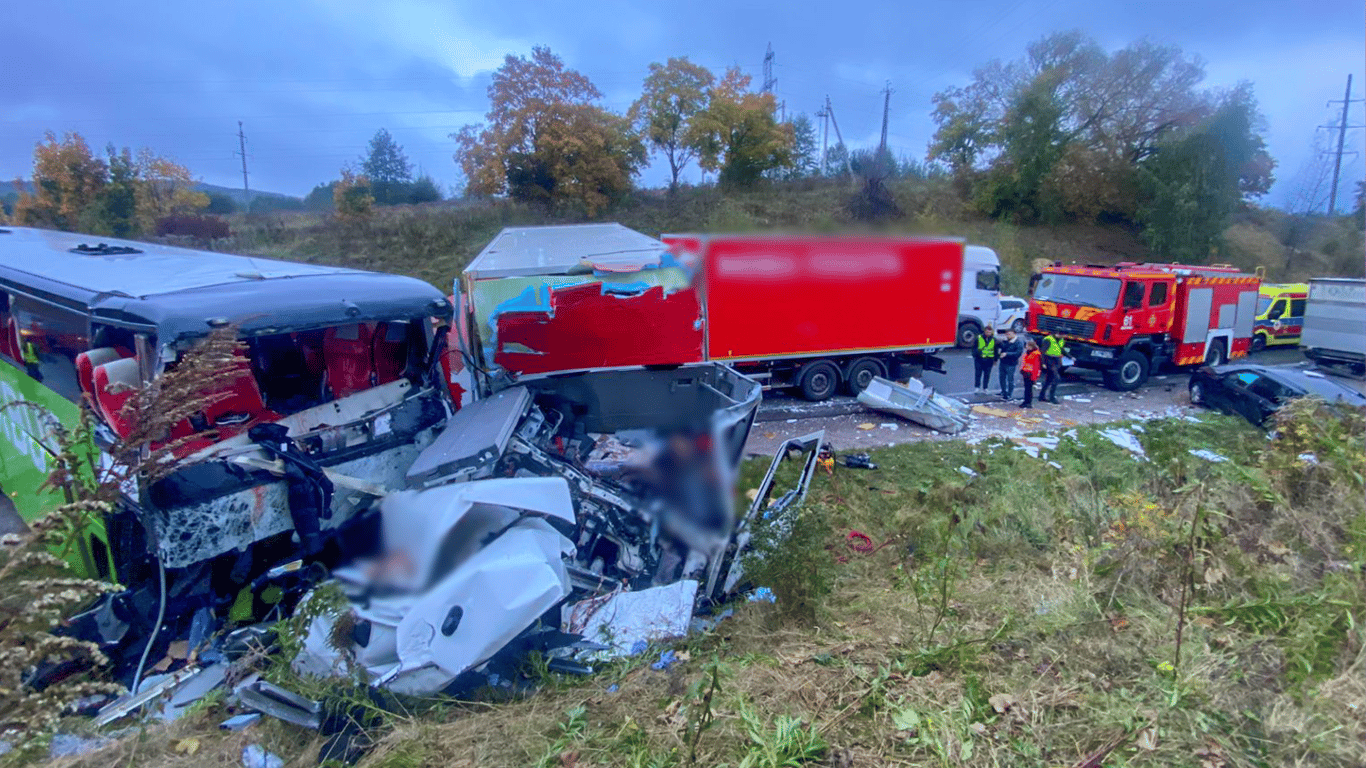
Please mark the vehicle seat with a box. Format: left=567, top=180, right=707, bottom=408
left=202, top=357, right=269, bottom=429
left=323, top=323, right=375, bottom=399
left=372, top=321, right=409, bottom=386
left=92, top=358, right=142, bottom=438
left=76, top=348, right=130, bottom=416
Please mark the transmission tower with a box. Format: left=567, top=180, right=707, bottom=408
left=762, top=43, right=776, bottom=94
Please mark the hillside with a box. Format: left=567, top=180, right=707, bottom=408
left=212, top=180, right=1364, bottom=295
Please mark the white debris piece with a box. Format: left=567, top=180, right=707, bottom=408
left=1189, top=449, right=1228, bottom=463
left=786, top=419, right=798, bottom=423
left=1298, top=452, right=1319, bottom=466
left=1093, top=410, right=1112, bottom=416
left=957, top=466, right=978, bottom=478
left=1022, top=436, right=1060, bottom=450
left=563, top=580, right=699, bottom=659
left=1098, top=427, right=1147, bottom=458
left=1065, top=396, right=1093, bottom=403
left=1182, top=415, right=1203, bottom=424
left=880, top=423, right=899, bottom=431
left=1048, top=461, right=1064, bottom=470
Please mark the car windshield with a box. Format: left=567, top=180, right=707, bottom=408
left=1033, top=274, right=1121, bottom=309
left=1256, top=296, right=1272, bottom=315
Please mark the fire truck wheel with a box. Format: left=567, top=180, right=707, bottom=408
left=798, top=360, right=840, bottom=402
left=841, top=358, right=885, bottom=395
left=1105, top=350, right=1149, bottom=391
left=1205, top=339, right=1227, bottom=366
left=956, top=322, right=981, bottom=349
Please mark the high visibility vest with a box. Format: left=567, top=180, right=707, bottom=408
left=21, top=341, right=39, bottom=365
left=976, top=335, right=997, bottom=358
left=1044, top=336, right=1066, bottom=357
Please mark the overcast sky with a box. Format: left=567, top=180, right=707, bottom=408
left=4, top=0, right=1362, bottom=210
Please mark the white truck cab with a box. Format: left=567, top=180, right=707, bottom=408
left=956, top=245, right=1002, bottom=348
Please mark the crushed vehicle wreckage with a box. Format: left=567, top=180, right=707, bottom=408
left=83, top=363, right=822, bottom=728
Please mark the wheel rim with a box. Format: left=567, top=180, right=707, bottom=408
left=1121, top=360, right=1142, bottom=384
left=855, top=367, right=875, bottom=389
left=809, top=370, right=833, bottom=395
left=1013, top=320, right=1025, bottom=333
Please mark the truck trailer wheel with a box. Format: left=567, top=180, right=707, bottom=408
left=841, top=357, right=885, bottom=395
left=1103, top=350, right=1149, bottom=391
left=797, top=360, right=840, bottom=401
left=956, top=322, right=981, bottom=349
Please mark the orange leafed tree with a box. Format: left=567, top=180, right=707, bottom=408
left=453, top=46, right=644, bottom=215
left=13, top=131, right=108, bottom=230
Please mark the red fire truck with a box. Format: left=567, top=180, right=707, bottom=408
left=1028, top=262, right=1261, bottom=391
left=453, top=225, right=967, bottom=401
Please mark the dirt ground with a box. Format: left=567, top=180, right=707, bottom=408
left=744, top=379, right=1204, bottom=456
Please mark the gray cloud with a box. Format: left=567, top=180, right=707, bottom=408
left=3, top=0, right=1361, bottom=206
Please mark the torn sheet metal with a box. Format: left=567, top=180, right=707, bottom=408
left=404, top=386, right=531, bottom=488
left=562, top=580, right=699, bottom=658
left=293, top=478, right=574, bottom=696
left=857, top=376, right=971, bottom=434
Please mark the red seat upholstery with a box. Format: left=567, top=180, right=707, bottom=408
left=93, top=358, right=142, bottom=438
left=76, top=348, right=129, bottom=416
left=201, top=357, right=268, bottom=428
left=372, top=321, right=408, bottom=386
left=324, top=323, right=374, bottom=398
left=2, top=317, right=19, bottom=362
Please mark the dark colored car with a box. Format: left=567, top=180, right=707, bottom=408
left=1188, top=364, right=1366, bottom=426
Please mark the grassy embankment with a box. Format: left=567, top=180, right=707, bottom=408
left=36, top=401, right=1365, bottom=768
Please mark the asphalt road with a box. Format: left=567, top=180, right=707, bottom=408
left=756, top=345, right=1312, bottom=422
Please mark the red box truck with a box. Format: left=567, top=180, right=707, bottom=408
left=453, top=225, right=967, bottom=401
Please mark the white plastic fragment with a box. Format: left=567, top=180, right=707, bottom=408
left=1189, top=449, right=1228, bottom=463
left=1098, top=427, right=1147, bottom=458
left=957, top=466, right=978, bottom=477
left=242, top=745, right=284, bottom=768
left=1298, top=452, right=1319, bottom=465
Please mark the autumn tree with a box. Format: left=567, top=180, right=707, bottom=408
left=691, top=68, right=794, bottom=189
left=13, top=132, right=108, bottom=230
left=333, top=167, right=374, bottom=221
left=453, top=46, right=644, bottom=215
left=929, top=32, right=1221, bottom=223
left=1137, top=84, right=1275, bottom=260
left=774, top=113, right=819, bottom=180
left=131, top=149, right=209, bottom=233
left=630, top=57, right=714, bottom=190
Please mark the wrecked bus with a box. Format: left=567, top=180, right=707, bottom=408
left=455, top=225, right=968, bottom=402
left=0, top=227, right=452, bottom=660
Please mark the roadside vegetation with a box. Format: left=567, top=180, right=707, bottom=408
left=11, top=399, right=1360, bottom=768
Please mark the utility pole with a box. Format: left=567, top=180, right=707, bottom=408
left=825, top=96, right=853, bottom=177
left=235, top=121, right=251, bottom=202
left=1323, top=74, right=1363, bottom=215
left=816, top=104, right=830, bottom=176
left=879, top=81, right=893, bottom=155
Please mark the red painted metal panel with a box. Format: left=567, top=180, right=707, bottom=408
left=700, top=237, right=962, bottom=360
left=493, top=283, right=704, bottom=375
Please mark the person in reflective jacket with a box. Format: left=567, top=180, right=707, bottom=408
left=972, top=325, right=997, bottom=394
left=1039, top=330, right=1067, bottom=404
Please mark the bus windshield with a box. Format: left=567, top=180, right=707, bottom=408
left=1034, top=274, right=1121, bottom=310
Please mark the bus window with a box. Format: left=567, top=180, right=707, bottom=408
left=10, top=294, right=86, bottom=402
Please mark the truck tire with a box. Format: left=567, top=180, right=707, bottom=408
left=1103, top=350, right=1149, bottom=391
left=797, top=360, right=840, bottom=401
left=956, top=322, right=981, bottom=349
left=840, top=357, right=885, bottom=395
left=1205, top=339, right=1227, bottom=366
left=1251, top=334, right=1267, bottom=353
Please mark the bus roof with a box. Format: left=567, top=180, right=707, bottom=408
left=0, top=227, right=447, bottom=341
left=466, top=223, right=670, bottom=278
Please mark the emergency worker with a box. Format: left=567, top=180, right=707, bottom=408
left=1039, top=329, right=1066, bottom=404
left=972, top=325, right=997, bottom=394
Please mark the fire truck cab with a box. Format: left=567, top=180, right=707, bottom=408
left=1029, top=262, right=1260, bottom=391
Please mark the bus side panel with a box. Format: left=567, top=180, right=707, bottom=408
left=703, top=238, right=963, bottom=360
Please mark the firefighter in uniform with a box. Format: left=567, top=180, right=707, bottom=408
left=1039, top=329, right=1066, bottom=404
left=21, top=338, right=42, bottom=381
